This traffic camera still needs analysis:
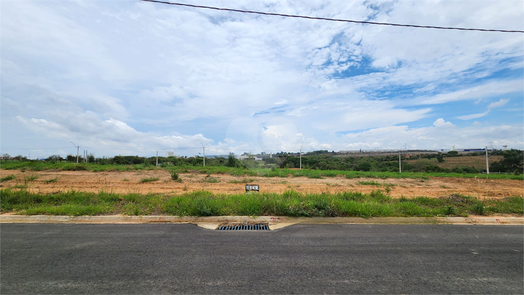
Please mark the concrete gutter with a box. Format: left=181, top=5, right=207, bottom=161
left=1, top=215, right=522, bottom=229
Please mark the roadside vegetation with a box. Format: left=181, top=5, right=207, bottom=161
left=1, top=189, right=522, bottom=217
left=1, top=149, right=522, bottom=180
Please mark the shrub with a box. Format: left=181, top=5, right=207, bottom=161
left=170, top=171, right=179, bottom=180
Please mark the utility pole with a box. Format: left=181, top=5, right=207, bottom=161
left=399, top=151, right=402, bottom=173
left=70, top=141, right=79, bottom=164
left=156, top=151, right=158, bottom=166
left=300, top=145, right=303, bottom=169
left=485, top=146, right=489, bottom=175
left=201, top=143, right=205, bottom=167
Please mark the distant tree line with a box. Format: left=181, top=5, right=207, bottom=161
left=2, top=149, right=522, bottom=174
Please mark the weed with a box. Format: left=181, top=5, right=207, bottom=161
left=203, top=176, right=220, bottom=183
left=229, top=178, right=255, bottom=184
left=13, top=184, right=28, bottom=189
left=358, top=181, right=382, bottom=186
left=0, top=175, right=16, bottom=182
left=170, top=171, right=179, bottom=181
left=44, top=177, right=58, bottom=183
left=25, top=175, right=38, bottom=182
left=123, top=178, right=129, bottom=181
left=140, top=177, right=159, bottom=183
left=445, top=206, right=456, bottom=215
left=472, top=203, right=485, bottom=215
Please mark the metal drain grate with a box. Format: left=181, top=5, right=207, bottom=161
left=217, top=223, right=270, bottom=231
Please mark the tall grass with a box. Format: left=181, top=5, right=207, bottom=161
left=2, top=161, right=522, bottom=180
left=2, top=189, right=522, bottom=217
left=169, top=166, right=523, bottom=180
left=1, top=161, right=161, bottom=172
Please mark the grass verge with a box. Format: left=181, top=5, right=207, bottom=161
left=168, top=166, right=523, bottom=180
left=1, top=189, right=522, bottom=217
left=2, top=162, right=522, bottom=180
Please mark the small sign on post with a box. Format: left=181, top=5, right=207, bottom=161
left=245, top=184, right=259, bottom=194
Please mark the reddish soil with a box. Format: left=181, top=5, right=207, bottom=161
left=1, top=169, right=522, bottom=199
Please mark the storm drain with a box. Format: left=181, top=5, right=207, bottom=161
left=217, top=223, right=270, bottom=231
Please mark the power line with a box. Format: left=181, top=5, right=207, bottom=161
left=139, top=0, right=524, bottom=34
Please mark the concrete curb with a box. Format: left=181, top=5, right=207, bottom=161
left=1, top=215, right=522, bottom=228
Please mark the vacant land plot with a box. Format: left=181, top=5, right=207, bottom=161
left=1, top=169, right=522, bottom=199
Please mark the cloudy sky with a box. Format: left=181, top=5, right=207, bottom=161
left=1, top=0, right=523, bottom=158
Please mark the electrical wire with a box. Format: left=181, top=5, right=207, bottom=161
left=138, top=0, right=524, bottom=34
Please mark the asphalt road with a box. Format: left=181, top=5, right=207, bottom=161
left=1, top=224, right=522, bottom=294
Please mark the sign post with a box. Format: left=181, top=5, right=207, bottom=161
left=245, top=184, right=259, bottom=194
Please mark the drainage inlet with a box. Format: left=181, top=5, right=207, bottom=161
left=217, top=223, right=270, bottom=231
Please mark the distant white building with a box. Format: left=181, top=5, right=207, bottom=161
left=237, top=155, right=263, bottom=161
left=166, top=152, right=174, bottom=157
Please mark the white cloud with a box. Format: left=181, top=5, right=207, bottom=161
left=488, top=98, right=510, bottom=109
left=407, top=81, right=521, bottom=106
left=433, top=118, right=453, bottom=127
left=342, top=121, right=523, bottom=150
left=1, top=0, right=523, bottom=157
left=457, top=112, right=490, bottom=120
left=457, top=98, right=511, bottom=120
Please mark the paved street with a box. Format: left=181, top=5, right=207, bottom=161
left=1, top=224, right=522, bottom=294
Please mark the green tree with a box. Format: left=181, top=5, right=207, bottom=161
left=227, top=153, right=240, bottom=167
left=490, top=149, right=523, bottom=173
left=447, top=151, right=459, bottom=157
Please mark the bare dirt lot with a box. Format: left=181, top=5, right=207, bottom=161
left=1, top=169, right=522, bottom=199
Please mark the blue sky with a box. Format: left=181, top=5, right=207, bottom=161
left=1, top=0, right=523, bottom=158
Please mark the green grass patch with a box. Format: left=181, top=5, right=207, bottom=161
left=0, top=174, right=16, bottom=182
left=358, top=181, right=382, bottom=186
left=1, top=161, right=161, bottom=172
left=12, top=184, right=28, bottom=189
left=228, top=178, right=255, bottom=184
left=203, top=176, right=220, bottom=183
left=2, top=189, right=522, bottom=218
left=44, top=177, right=58, bottom=183
left=140, top=177, right=159, bottom=183
left=167, top=166, right=523, bottom=180
left=25, top=175, right=38, bottom=182
left=2, top=161, right=522, bottom=180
